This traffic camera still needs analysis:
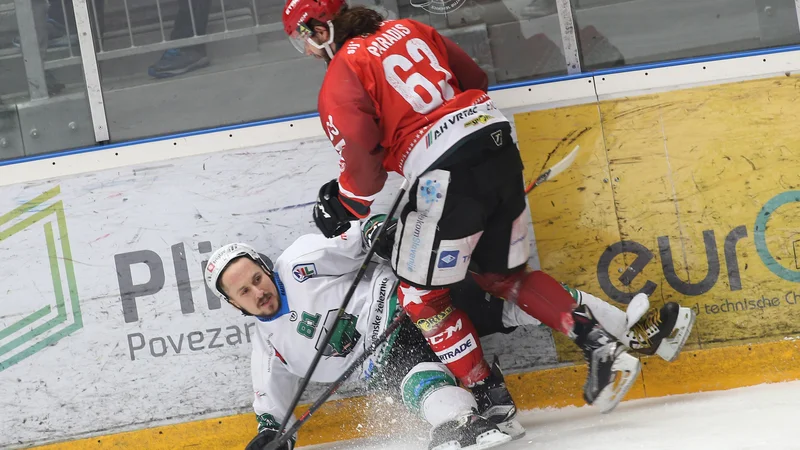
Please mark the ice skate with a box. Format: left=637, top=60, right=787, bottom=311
left=429, top=411, right=512, bottom=450
left=573, top=305, right=641, bottom=414
left=471, top=358, right=525, bottom=440
left=625, top=299, right=696, bottom=362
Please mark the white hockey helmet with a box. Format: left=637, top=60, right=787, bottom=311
left=205, top=243, right=273, bottom=306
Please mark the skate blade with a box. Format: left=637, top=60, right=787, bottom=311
left=496, top=418, right=526, bottom=440
left=655, top=307, right=696, bottom=362
left=429, top=430, right=513, bottom=450
left=595, top=351, right=641, bottom=414
left=468, top=429, right=513, bottom=450
left=430, top=441, right=461, bottom=450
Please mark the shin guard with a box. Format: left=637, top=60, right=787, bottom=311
left=399, top=283, right=491, bottom=387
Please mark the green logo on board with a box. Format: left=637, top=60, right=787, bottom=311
left=0, top=186, right=82, bottom=372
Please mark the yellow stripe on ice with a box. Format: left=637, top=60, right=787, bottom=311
left=29, top=396, right=373, bottom=449
left=31, top=339, right=800, bottom=449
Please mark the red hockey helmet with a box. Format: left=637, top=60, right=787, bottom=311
left=282, top=0, right=345, bottom=56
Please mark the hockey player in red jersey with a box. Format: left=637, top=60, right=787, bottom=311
left=282, top=0, right=695, bottom=445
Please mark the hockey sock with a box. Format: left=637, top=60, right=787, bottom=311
left=399, top=283, right=491, bottom=387
left=501, top=301, right=542, bottom=328
left=471, top=268, right=577, bottom=335
left=401, top=362, right=477, bottom=428
left=563, top=286, right=629, bottom=342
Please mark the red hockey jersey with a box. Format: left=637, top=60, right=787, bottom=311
left=318, top=18, right=510, bottom=218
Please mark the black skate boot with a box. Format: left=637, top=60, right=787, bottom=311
left=625, top=301, right=696, bottom=362
left=572, top=304, right=641, bottom=414
left=471, top=358, right=525, bottom=440
left=429, top=410, right=512, bottom=450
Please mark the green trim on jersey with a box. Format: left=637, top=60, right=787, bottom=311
left=376, top=289, right=400, bottom=365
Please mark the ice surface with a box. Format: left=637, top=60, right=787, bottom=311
left=301, top=381, right=800, bottom=450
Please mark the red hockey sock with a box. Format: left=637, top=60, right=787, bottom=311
left=471, top=268, right=577, bottom=335
left=399, top=283, right=491, bottom=387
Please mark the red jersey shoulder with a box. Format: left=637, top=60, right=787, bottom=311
left=322, top=19, right=417, bottom=91
left=318, top=48, right=359, bottom=103
left=320, top=31, right=370, bottom=85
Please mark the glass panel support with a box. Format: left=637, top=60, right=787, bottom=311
left=73, top=0, right=110, bottom=142
left=556, top=0, right=582, bottom=74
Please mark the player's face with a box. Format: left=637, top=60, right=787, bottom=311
left=306, top=25, right=333, bottom=62
left=222, top=258, right=279, bottom=316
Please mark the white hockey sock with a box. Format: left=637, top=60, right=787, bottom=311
left=575, top=291, right=629, bottom=342
left=422, top=385, right=477, bottom=428
left=501, top=301, right=542, bottom=328
left=402, top=362, right=476, bottom=428
left=501, top=288, right=632, bottom=345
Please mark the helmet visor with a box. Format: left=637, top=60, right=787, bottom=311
left=289, top=22, right=315, bottom=54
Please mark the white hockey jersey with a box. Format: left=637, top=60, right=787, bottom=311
left=250, top=224, right=400, bottom=433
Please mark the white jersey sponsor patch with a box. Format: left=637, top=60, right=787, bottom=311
left=292, top=263, right=317, bottom=282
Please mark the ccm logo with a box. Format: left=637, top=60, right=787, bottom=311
left=428, top=319, right=462, bottom=345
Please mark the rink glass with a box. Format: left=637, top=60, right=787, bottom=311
left=1, top=0, right=800, bottom=160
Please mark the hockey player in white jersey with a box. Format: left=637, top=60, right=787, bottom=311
left=206, top=229, right=515, bottom=450
left=205, top=218, right=694, bottom=450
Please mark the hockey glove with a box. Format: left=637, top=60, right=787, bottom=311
left=244, top=429, right=295, bottom=450
left=313, top=179, right=357, bottom=238
left=247, top=414, right=296, bottom=450
left=361, top=214, right=397, bottom=261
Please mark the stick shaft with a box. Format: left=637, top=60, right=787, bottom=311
left=275, top=179, right=410, bottom=440
left=264, top=311, right=409, bottom=450
left=265, top=146, right=579, bottom=448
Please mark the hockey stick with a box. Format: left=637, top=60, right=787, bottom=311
left=260, top=309, right=410, bottom=450
left=524, top=145, right=581, bottom=194
left=265, top=146, right=579, bottom=449
left=272, top=178, right=411, bottom=446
